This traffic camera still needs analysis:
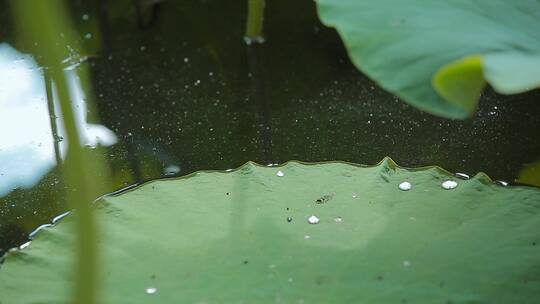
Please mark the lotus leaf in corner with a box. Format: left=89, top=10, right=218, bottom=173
left=317, top=0, right=540, bottom=118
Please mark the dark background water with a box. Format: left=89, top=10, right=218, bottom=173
left=0, top=0, right=539, bottom=254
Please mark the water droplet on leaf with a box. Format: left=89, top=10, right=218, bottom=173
left=441, top=180, right=458, bottom=190
left=307, top=215, right=320, bottom=224
left=398, top=181, right=412, bottom=191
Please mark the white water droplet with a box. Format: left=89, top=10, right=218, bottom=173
left=276, top=170, right=284, bottom=177
left=145, top=287, right=157, bottom=295
left=334, top=217, right=343, bottom=223
left=441, top=180, right=458, bottom=190
left=307, top=215, right=320, bottom=224
left=398, top=181, right=412, bottom=191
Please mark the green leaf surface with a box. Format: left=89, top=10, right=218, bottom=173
left=316, top=0, right=540, bottom=118
left=1, top=159, right=540, bottom=303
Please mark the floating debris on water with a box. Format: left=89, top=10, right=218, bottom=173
left=145, top=287, right=157, bottom=295
left=276, top=170, right=285, bottom=177
left=334, top=217, right=343, bottom=223
left=307, top=215, right=320, bottom=224
left=441, top=180, right=458, bottom=190
left=352, top=193, right=358, bottom=199
left=398, top=181, right=412, bottom=191
left=315, top=193, right=334, bottom=204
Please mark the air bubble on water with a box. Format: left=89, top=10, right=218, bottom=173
left=184, top=57, right=189, bottom=63
left=398, top=181, right=412, bottom=191
left=334, top=217, right=343, bottom=223
left=140, top=46, right=146, bottom=51
left=276, top=170, right=284, bottom=177
left=287, top=277, right=293, bottom=283
left=307, top=215, right=320, bottom=224
left=163, top=165, right=180, bottom=176
left=455, top=172, right=470, bottom=180
left=84, top=33, right=92, bottom=39
left=82, top=14, right=89, bottom=21
left=441, top=180, right=458, bottom=190
left=145, top=287, right=157, bottom=295
left=494, top=180, right=509, bottom=187
left=352, top=193, right=358, bottom=199
left=304, top=235, right=311, bottom=239
left=287, top=217, right=293, bottom=223
left=403, top=260, right=411, bottom=267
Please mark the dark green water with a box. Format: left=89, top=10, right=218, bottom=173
left=0, top=0, right=539, bottom=254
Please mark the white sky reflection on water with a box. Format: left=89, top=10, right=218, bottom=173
left=0, top=43, right=117, bottom=197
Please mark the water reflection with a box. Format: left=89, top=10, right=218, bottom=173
left=0, top=43, right=117, bottom=197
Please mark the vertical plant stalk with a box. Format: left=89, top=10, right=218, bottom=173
left=245, top=0, right=265, bottom=43
left=52, top=66, right=99, bottom=304
left=11, top=1, right=105, bottom=304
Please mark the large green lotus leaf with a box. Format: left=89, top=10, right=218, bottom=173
left=1, top=159, right=540, bottom=303
left=316, top=0, right=540, bottom=119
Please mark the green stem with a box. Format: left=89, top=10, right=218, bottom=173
left=245, top=0, right=265, bottom=43
left=11, top=2, right=100, bottom=304
left=52, top=67, right=98, bottom=304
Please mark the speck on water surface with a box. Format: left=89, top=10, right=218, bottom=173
left=145, top=287, right=157, bottom=295
left=276, top=170, right=285, bottom=177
